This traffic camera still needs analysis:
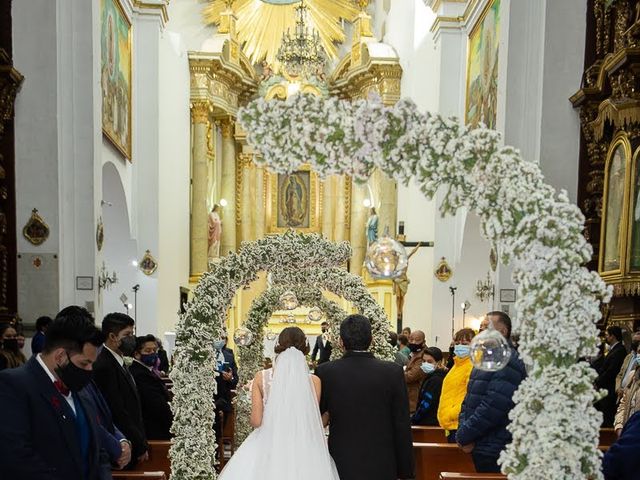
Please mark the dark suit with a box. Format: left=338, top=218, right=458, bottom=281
left=82, top=380, right=126, bottom=463
left=93, top=348, right=148, bottom=460
left=0, top=357, right=100, bottom=480
left=130, top=360, right=173, bottom=440
left=316, top=351, right=415, bottom=480
left=596, top=342, right=628, bottom=426
left=311, top=335, right=332, bottom=364
left=31, top=331, right=46, bottom=355
left=215, top=347, right=238, bottom=413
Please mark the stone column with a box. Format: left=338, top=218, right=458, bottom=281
left=190, top=101, right=211, bottom=280
left=220, top=119, right=237, bottom=255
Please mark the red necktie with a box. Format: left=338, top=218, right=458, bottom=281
left=54, top=380, right=70, bottom=396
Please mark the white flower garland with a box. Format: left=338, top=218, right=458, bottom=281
left=170, top=231, right=393, bottom=479
left=234, top=284, right=348, bottom=445
left=237, top=94, right=612, bottom=480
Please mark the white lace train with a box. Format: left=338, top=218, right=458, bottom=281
left=218, top=347, right=340, bottom=480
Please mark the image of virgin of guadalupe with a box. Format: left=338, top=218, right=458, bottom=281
left=282, top=174, right=307, bottom=227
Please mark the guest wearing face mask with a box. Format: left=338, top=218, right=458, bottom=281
left=312, top=321, right=333, bottom=366
left=437, top=328, right=475, bottom=443
left=405, top=330, right=427, bottom=414
left=617, top=330, right=640, bottom=401
left=411, top=347, right=447, bottom=426
left=0, top=306, right=104, bottom=480
left=0, top=323, right=26, bottom=370
left=93, top=313, right=148, bottom=467
left=129, top=335, right=173, bottom=440
left=214, top=331, right=238, bottom=440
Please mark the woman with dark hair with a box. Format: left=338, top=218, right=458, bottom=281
left=218, top=326, right=339, bottom=480
left=412, top=347, right=447, bottom=426
left=0, top=323, right=25, bottom=370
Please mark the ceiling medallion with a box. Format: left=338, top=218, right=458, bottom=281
left=276, top=1, right=325, bottom=78
left=22, top=209, right=50, bottom=246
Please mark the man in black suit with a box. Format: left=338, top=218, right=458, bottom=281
left=130, top=334, right=173, bottom=440
left=311, top=321, right=332, bottom=365
left=93, top=312, right=148, bottom=466
left=214, top=332, right=238, bottom=438
left=596, top=325, right=628, bottom=427
left=0, top=306, right=103, bottom=480
left=316, top=314, right=415, bottom=480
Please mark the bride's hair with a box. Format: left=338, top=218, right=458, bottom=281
left=274, top=326, right=309, bottom=355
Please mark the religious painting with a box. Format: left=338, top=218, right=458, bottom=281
left=265, top=166, right=322, bottom=234
left=601, top=139, right=630, bottom=274
left=465, top=0, right=500, bottom=129
left=629, top=148, right=640, bottom=271
left=101, top=0, right=132, bottom=160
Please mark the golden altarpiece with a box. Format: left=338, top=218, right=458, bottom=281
left=571, top=0, right=640, bottom=331
left=187, top=2, right=403, bottom=344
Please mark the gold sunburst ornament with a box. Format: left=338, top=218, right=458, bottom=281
left=203, top=0, right=359, bottom=66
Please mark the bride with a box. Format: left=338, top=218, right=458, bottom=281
left=218, top=326, right=340, bottom=480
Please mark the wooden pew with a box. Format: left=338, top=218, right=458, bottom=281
left=132, top=441, right=171, bottom=478
left=412, top=426, right=447, bottom=443
left=600, top=428, right=616, bottom=446
left=439, top=474, right=505, bottom=480
left=414, top=443, right=475, bottom=480
left=112, top=472, right=167, bottom=480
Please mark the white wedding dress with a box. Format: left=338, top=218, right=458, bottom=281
left=218, top=347, right=340, bottom=480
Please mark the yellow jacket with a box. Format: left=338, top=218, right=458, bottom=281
left=437, top=355, right=473, bottom=431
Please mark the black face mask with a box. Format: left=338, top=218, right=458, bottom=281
left=119, top=335, right=137, bottom=357
left=408, top=343, right=424, bottom=353
left=632, top=341, right=640, bottom=353
left=2, top=338, right=18, bottom=352
left=321, top=328, right=328, bottom=333
left=55, top=353, right=93, bottom=392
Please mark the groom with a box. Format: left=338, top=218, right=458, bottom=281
left=316, top=314, right=415, bottom=480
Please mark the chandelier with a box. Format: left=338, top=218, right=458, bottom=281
left=276, top=0, right=326, bottom=78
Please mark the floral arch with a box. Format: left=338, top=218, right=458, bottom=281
left=170, top=232, right=394, bottom=479
left=237, top=94, right=612, bottom=480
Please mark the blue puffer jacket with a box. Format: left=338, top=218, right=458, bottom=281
left=456, top=346, right=526, bottom=458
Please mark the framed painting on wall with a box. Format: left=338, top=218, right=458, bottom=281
left=600, top=133, right=632, bottom=277
left=465, top=0, right=500, bottom=129
left=265, top=165, right=322, bottom=234
left=101, top=0, right=132, bottom=160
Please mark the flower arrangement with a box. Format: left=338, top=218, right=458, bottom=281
left=169, top=231, right=393, bottom=479
left=238, top=94, right=612, bottom=480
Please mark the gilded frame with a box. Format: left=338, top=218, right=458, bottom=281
left=626, top=146, right=640, bottom=273
left=265, top=165, right=323, bottom=234
left=464, top=0, right=500, bottom=129
left=101, top=0, right=133, bottom=160
left=599, top=132, right=633, bottom=278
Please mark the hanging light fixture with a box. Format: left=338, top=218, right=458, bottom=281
left=276, top=0, right=326, bottom=78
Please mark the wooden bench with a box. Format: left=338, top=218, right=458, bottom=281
left=413, top=426, right=447, bottom=443
left=130, top=441, right=171, bottom=477
left=414, top=443, right=475, bottom=480
left=600, top=428, right=616, bottom=446
left=112, top=472, right=167, bottom=480
left=439, top=474, right=505, bottom=480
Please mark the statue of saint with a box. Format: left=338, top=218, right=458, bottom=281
left=208, top=204, right=222, bottom=259
left=366, top=208, right=379, bottom=245
left=393, top=243, right=422, bottom=321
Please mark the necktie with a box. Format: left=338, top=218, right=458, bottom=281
left=54, top=379, right=70, bottom=396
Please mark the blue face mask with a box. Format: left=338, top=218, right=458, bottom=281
left=454, top=344, right=470, bottom=359
left=420, top=362, right=435, bottom=374
left=140, top=353, right=159, bottom=368
left=213, top=340, right=226, bottom=350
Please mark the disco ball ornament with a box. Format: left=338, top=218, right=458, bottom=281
left=279, top=290, right=299, bottom=310
left=265, top=329, right=277, bottom=341
left=365, top=234, right=408, bottom=279
left=307, top=306, right=323, bottom=322
left=233, top=327, right=254, bottom=347
left=469, top=326, right=511, bottom=371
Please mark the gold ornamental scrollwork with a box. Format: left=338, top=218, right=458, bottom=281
left=0, top=49, right=24, bottom=136
left=220, top=119, right=235, bottom=139
left=190, top=101, right=211, bottom=124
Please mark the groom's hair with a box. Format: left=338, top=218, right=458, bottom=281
left=340, top=315, right=372, bottom=351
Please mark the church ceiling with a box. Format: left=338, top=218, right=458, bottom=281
left=203, top=0, right=360, bottom=66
